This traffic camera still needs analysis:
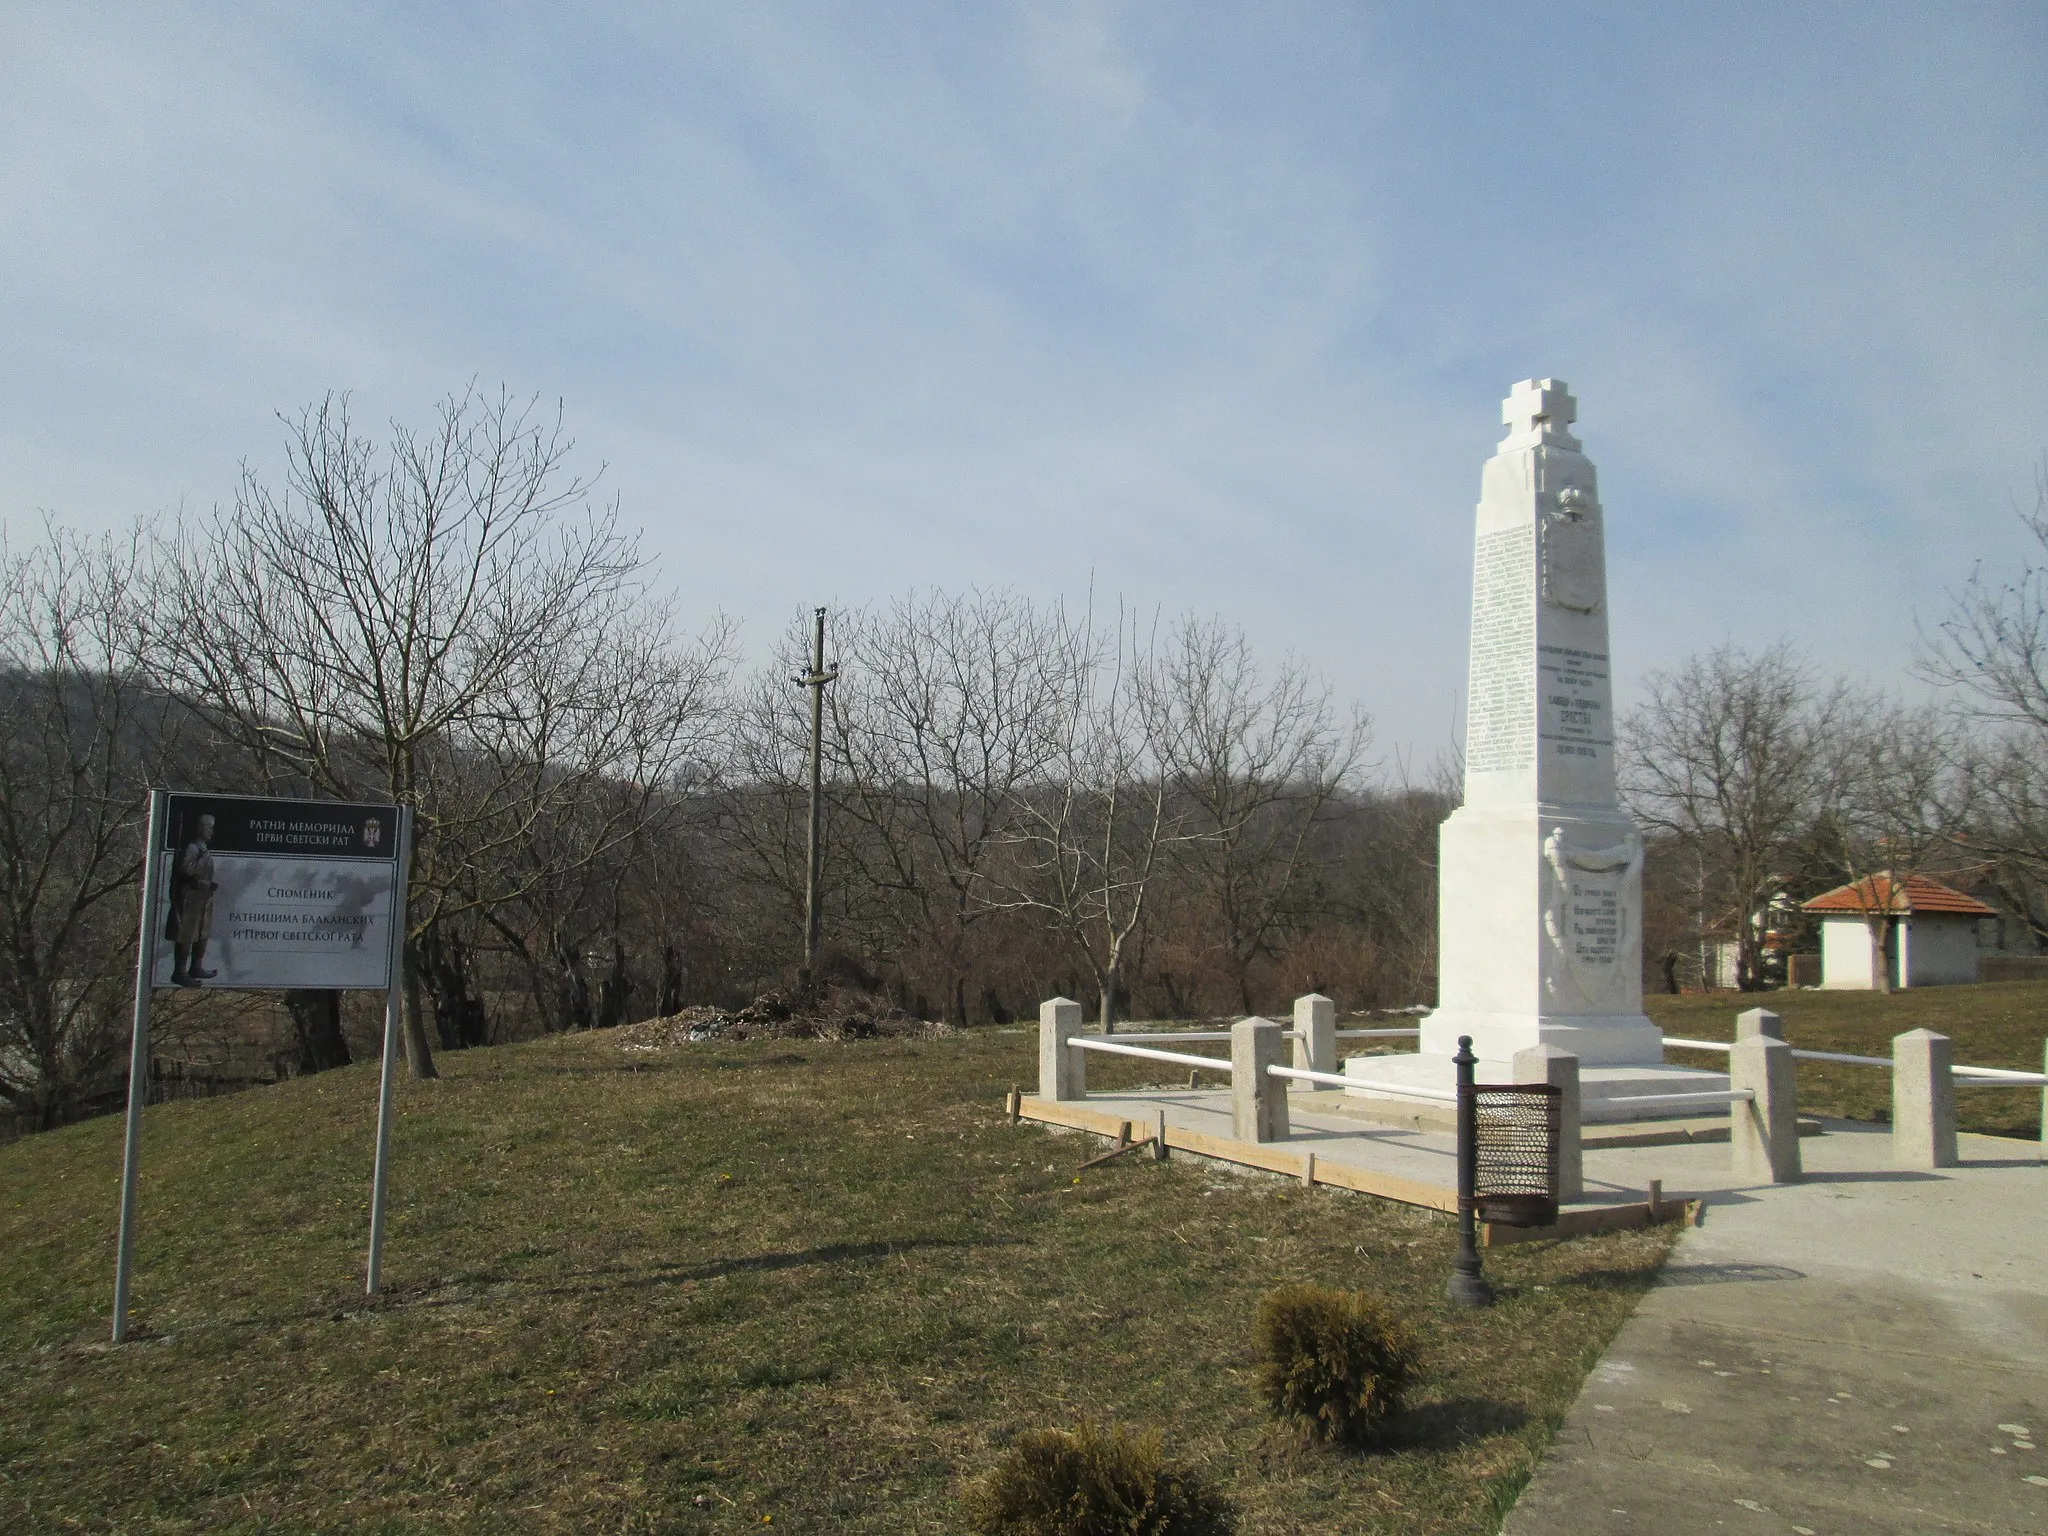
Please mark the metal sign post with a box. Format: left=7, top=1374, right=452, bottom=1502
left=365, top=806, right=413, bottom=1295
left=111, top=789, right=169, bottom=1345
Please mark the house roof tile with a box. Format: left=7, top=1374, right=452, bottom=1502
left=1801, top=872, right=1997, bottom=917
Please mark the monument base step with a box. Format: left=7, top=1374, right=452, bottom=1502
left=1334, top=1050, right=1731, bottom=1127
left=1582, top=1114, right=1824, bottom=1148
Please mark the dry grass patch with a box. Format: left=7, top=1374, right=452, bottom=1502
left=2, top=1024, right=1673, bottom=1534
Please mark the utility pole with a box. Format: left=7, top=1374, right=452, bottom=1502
left=795, top=606, right=838, bottom=999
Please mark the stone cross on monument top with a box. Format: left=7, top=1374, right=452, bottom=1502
left=1500, top=378, right=1581, bottom=452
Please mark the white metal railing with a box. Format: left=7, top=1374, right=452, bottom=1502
left=1953, top=1063, right=2048, bottom=1084
left=1108, top=1030, right=1302, bottom=1043
left=1068, top=1034, right=1461, bottom=1104
left=1336, top=1027, right=1422, bottom=1040
left=1274, top=1063, right=1458, bottom=1103
left=1663, top=1035, right=2047, bottom=1086
left=1792, top=1049, right=1894, bottom=1068
left=1068, top=1037, right=1231, bottom=1074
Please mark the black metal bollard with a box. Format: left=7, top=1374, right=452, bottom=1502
left=1446, top=1035, right=1496, bottom=1307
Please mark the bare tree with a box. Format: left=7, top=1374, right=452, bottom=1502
left=0, top=526, right=186, bottom=1127
left=1920, top=459, right=2048, bottom=733
left=979, top=606, right=1199, bottom=1030
left=1152, top=617, right=1370, bottom=1012
left=1918, top=460, right=2048, bottom=927
left=1804, top=702, right=1962, bottom=993
left=822, top=591, right=1074, bottom=1022
left=1620, top=643, right=1849, bottom=991
left=151, top=388, right=732, bottom=1077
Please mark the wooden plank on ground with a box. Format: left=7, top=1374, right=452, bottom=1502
left=1304, top=1156, right=1460, bottom=1213
left=1161, top=1123, right=1310, bottom=1178
left=1018, top=1097, right=1138, bottom=1138
left=1077, top=1137, right=1157, bottom=1170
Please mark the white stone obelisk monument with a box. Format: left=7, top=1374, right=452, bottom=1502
left=1346, top=380, right=1721, bottom=1120
left=1419, top=379, right=1663, bottom=1071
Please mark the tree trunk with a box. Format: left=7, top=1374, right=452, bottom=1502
left=554, top=939, right=593, bottom=1032
left=657, top=941, right=685, bottom=1017
left=420, top=925, right=492, bottom=1047
left=284, top=990, right=351, bottom=1073
left=401, top=940, right=439, bottom=1080
left=1737, top=917, right=1765, bottom=991
left=1098, top=969, right=1118, bottom=1034
left=597, top=938, right=632, bottom=1030
left=1871, top=916, right=1896, bottom=994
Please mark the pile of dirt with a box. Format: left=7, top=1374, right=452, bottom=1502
left=611, top=989, right=956, bottom=1052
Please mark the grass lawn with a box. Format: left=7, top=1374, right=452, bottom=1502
left=2, top=1024, right=1674, bottom=1535
left=1646, top=980, right=2048, bottom=1139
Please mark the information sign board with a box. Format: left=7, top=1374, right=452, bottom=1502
left=150, top=793, right=403, bottom=991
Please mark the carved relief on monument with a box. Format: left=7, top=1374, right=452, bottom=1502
left=1539, top=484, right=1604, bottom=614
left=1540, top=826, right=1640, bottom=1007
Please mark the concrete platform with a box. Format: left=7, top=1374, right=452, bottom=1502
left=1071, top=1085, right=1800, bottom=1208
left=1505, top=1124, right=2048, bottom=1536
left=1025, top=1085, right=1742, bottom=1239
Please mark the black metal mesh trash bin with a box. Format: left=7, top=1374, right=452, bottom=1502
left=1471, top=1083, right=1561, bottom=1227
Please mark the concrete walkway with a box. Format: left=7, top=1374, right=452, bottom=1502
left=1504, top=1123, right=2048, bottom=1536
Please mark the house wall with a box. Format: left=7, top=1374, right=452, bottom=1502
left=1820, top=918, right=1878, bottom=989
left=1821, top=914, right=1982, bottom=988
left=1902, top=914, right=1980, bottom=986
left=1976, top=914, right=2042, bottom=953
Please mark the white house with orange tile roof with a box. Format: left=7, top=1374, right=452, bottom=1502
left=1801, top=873, right=1997, bottom=989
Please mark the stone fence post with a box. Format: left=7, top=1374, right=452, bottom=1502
left=1730, top=1033, right=1801, bottom=1183
left=1038, top=997, right=1084, bottom=1102
left=1291, top=993, right=1335, bottom=1086
left=1513, top=1043, right=1583, bottom=1202
left=1736, top=1007, right=1783, bottom=1041
left=1231, top=1017, right=1289, bottom=1143
left=1892, top=1028, right=1958, bottom=1169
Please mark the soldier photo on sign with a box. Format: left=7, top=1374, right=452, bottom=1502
left=165, top=812, right=219, bottom=987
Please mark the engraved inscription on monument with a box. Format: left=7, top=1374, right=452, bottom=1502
left=1537, top=645, right=1612, bottom=762
left=1465, top=524, right=1535, bottom=773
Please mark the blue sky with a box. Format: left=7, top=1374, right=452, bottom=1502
left=4, top=3, right=2044, bottom=763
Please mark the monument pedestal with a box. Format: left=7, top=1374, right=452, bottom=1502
left=1422, top=802, right=1662, bottom=1067
left=1344, top=1052, right=1729, bottom=1126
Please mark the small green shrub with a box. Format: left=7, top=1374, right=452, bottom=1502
left=964, top=1421, right=1234, bottom=1536
left=1253, top=1282, right=1418, bottom=1445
